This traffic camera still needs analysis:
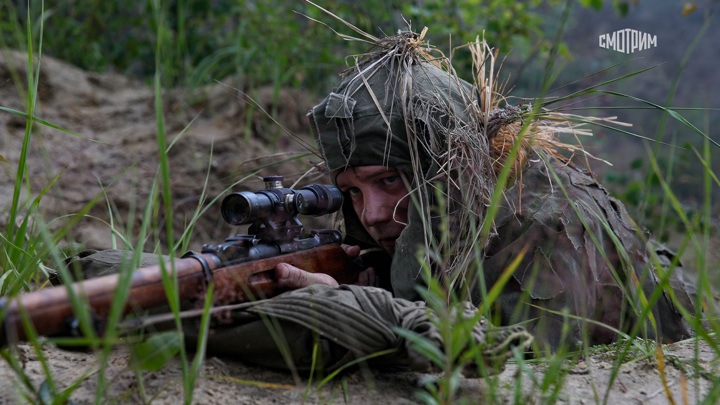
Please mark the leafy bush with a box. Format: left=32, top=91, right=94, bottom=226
left=2, top=0, right=566, bottom=91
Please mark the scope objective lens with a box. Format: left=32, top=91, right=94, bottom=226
left=221, top=191, right=274, bottom=225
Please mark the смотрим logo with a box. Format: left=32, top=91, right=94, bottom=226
left=599, top=28, right=657, bottom=54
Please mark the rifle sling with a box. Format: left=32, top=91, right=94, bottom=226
left=181, top=252, right=215, bottom=287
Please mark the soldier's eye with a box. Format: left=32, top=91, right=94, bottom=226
left=347, top=187, right=361, bottom=196
left=382, top=176, right=399, bottom=185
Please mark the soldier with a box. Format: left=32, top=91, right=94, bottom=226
left=275, top=32, right=695, bottom=350
left=63, top=33, right=696, bottom=371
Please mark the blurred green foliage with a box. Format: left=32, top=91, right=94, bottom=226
left=1, top=0, right=715, bottom=239
left=1, top=0, right=571, bottom=92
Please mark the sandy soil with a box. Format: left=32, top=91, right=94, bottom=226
left=0, top=339, right=715, bottom=404
left=0, top=49, right=321, bottom=251
left=1, top=51, right=719, bottom=404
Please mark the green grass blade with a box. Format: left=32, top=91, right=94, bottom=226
left=0, top=107, right=88, bottom=139
left=186, top=283, right=215, bottom=401
left=539, top=65, right=658, bottom=108
left=594, top=90, right=720, bottom=149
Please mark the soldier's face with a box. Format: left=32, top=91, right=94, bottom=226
left=336, top=166, right=410, bottom=255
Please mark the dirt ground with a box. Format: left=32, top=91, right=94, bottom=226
left=0, top=49, right=323, bottom=251
left=1, top=51, right=719, bottom=404
left=0, top=339, right=716, bottom=404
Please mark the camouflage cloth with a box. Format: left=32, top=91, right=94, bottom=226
left=481, top=159, right=694, bottom=347
left=309, top=33, right=695, bottom=350
left=183, top=284, right=532, bottom=374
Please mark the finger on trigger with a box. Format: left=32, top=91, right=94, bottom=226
left=341, top=244, right=361, bottom=258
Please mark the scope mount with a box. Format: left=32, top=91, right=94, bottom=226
left=247, top=176, right=304, bottom=242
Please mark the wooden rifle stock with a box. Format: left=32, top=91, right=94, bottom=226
left=0, top=243, right=358, bottom=345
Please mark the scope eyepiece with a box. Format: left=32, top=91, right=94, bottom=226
left=294, top=184, right=343, bottom=216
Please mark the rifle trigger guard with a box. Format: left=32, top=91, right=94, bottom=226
left=182, top=253, right=214, bottom=287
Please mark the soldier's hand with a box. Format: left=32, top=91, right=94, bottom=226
left=341, top=244, right=361, bottom=258
left=275, top=262, right=339, bottom=289
left=355, top=267, right=378, bottom=286
left=275, top=244, right=374, bottom=289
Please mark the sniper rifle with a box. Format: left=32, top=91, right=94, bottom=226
left=0, top=176, right=358, bottom=346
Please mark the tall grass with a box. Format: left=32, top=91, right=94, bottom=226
left=0, top=1, right=216, bottom=403
left=0, top=3, right=718, bottom=405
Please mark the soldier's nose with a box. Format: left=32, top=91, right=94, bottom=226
left=361, top=198, right=392, bottom=228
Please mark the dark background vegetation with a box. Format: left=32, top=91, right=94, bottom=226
left=1, top=0, right=718, bottom=243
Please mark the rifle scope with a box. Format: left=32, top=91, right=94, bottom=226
left=221, top=177, right=343, bottom=226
